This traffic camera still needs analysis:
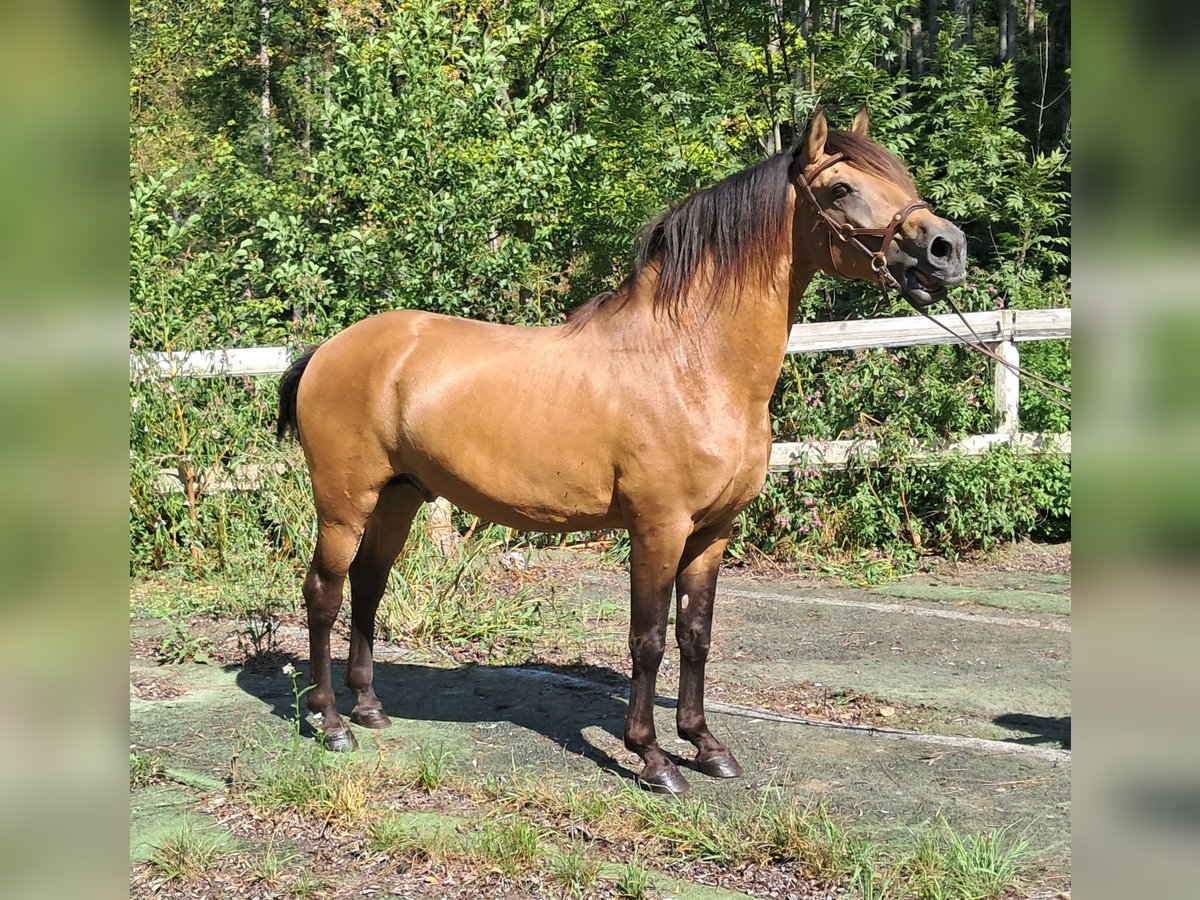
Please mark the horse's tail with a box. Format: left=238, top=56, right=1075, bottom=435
left=276, top=344, right=321, bottom=443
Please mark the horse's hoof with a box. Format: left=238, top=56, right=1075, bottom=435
left=638, top=768, right=690, bottom=795
left=322, top=729, right=358, bottom=752
left=697, top=753, right=743, bottom=779
left=350, top=708, right=392, bottom=729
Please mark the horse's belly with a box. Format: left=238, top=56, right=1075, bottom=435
left=405, top=417, right=620, bottom=533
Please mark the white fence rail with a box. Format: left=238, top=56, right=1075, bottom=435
left=132, top=308, right=1070, bottom=489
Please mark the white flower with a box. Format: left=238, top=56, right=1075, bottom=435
left=282, top=663, right=296, bottom=676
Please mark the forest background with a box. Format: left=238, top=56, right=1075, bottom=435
left=129, top=0, right=1071, bottom=578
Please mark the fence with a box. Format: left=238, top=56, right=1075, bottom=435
left=130, top=307, right=1071, bottom=491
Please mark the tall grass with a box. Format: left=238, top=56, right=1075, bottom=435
left=376, top=513, right=547, bottom=658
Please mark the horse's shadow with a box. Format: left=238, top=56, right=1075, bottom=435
left=993, top=713, right=1071, bottom=749
left=234, top=656, right=675, bottom=782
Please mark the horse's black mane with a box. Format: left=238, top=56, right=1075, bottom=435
left=567, top=129, right=916, bottom=327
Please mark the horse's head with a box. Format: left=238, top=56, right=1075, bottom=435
left=792, top=107, right=966, bottom=308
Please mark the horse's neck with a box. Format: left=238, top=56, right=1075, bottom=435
left=707, top=259, right=814, bottom=410
left=607, top=252, right=813, bottom=412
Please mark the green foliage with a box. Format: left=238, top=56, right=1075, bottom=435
left=156, top=616, right=215, bottom=664
left=734, top=445, right=1071, bottom=571
left=129, top=750, right=167, bottom=789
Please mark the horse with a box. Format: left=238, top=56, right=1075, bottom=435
left=275, top=107, right=966, bottom=794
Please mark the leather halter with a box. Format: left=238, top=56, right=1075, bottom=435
left=795, top=151, right=932, bottom=293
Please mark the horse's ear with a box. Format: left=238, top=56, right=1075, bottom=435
left=850, top=104, right=870, bottom=138
left=799, top=107, right=829, bottom=166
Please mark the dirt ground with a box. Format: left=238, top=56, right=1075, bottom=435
left=130, top=543, right=1070, bottom=898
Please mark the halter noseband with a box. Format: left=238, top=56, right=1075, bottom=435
left=795, top=151, right=932, bottom=298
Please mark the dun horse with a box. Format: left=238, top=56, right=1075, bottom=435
left=277, top=108, right=966, bottom=793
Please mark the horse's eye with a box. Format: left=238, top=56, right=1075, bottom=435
left=831, top=183, right=852, bottom=200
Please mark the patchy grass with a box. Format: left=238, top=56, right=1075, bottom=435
left=894, top=821, right=1032, bottom=900
left=146, top=823, right=232, bottom=882
left=367, top=814, right=448, bottom=862
left=550, top=842, right=605, bottom=898
left=222, top=729, right=1033, bottom=898
left=245, top=840, right=300, bottom=887
left=473, top=817, right=545, bottom=875
left=411, top=746, right=453, bottom=792
left=613, top=852, right=651, bottom=899
left=241, top=731, right=385, bottom=826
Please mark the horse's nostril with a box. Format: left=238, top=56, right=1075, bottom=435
left=930, top=236, right=952, bottom=260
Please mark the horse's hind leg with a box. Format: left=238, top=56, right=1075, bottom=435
left=303, top=477, right=385, bottom=751
left=303, top=521, right=363, bottom=751
left=675, top=528, right=742, bottom=779
left=346, top=483, right=425, bottom=729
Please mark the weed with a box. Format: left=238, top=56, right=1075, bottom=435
left=614, top=852, right=651, bottom=899
left=282, top=662, right=313, bottom=735
left=412, top=746, right=453, bottom=792
left=248, top=840, right=299, bottom=885
left=147, top=822, right=231, bottom=881
left=550, top=842, right=603, bottom=897
left=226, top=559, right=299, bottom=656
left=368, top=816, right=429, bottom=858
left=475, top=817, right=543, bottom=875
left=130, top=750, right=167, bottom=789
left=156, top=616, right=214, bottom=664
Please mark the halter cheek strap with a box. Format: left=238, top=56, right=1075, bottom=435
left=796, top=152, right=932, bottom=288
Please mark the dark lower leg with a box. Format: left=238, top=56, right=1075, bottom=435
left=345, top=584, right=389, bottom=728
left=675, top=534, right=741, bottom=778
left=303, top=564, right=356, bottom=751
left=624, top=524, right=690, bottom=794
left=346, top=485, right=421, bottom=728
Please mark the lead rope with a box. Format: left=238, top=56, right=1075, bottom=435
left=912, top=296, right=1073, bottom=414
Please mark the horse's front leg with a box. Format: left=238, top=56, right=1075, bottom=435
left=624, top=522, right=691, bottom=794
left=675, top=529, right=743, bottom=779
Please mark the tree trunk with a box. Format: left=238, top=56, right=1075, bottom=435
left=910, top=7, right=923, bottom=79
left=952, top=0, right=971, bottom=49
left=1005, top=0, right=1018, bottom=63
left=259, top=0, right=272, bottom=175
left=998, top=0, right=1008, bottom=61
left=1026, top=0, right=1036, bottom=38
left=794, top=0, right=810, bottom=107
left=1060, top=18, right=1070, bottom=138
left=927, top=0, right=940, bottom=70
left=302, top=60, right=311, bottom=165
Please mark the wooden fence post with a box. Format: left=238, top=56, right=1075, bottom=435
left=990, top=308, right=1020, bottom=436
left=426, top=496, right=463, bottom=555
